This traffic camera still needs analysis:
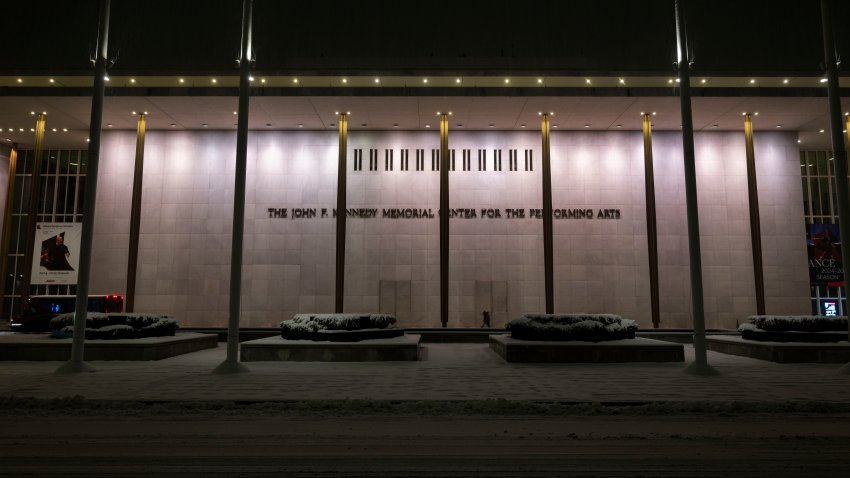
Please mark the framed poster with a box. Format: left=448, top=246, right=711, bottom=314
left=30, top=222, right=82, bottom=285
left=807, top=223, right=843, bottom=286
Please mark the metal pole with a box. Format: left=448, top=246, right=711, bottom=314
left=440, top=114, right=449, bottom=327
left=125, top=113, right=146, bottom=313
left=820, top=2, right=850, bottom=370
left=0, top=145, right=18, bottom=321
left=675, top=0, right=717, bottom=375
left=541, top=114, right=554, bottom=314
left=743, top=114, right=766, bottom=315
left=643, top=114, right=661, bottom=328
left=335, top=114, right=348, bottom=313
left=213, top=0, right=253, bottom=374
left=56, top=0, right=111, bottom=374
left=20, top=114, right=46, bottom=307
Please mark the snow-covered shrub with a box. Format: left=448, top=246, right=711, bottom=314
left=49, top=313, right=178, bottom=339
left=739, top=315, right=847, bottom=333
left=506, top=314, right=638, bottom=342
left=279, top=314, right=398, bottom=340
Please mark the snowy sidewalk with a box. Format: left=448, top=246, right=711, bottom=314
left=0, top=343, right=848, bottom=402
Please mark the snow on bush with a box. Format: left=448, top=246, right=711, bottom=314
left=738, top=315, right=847, bottom=333
left=49, top=313, right=178, bottom=339
left=279, top=314, right=397, bottom=340
left=506, top=314, right=638, bottom=342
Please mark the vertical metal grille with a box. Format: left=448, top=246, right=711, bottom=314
left=2, top=149, right=87, bottom=319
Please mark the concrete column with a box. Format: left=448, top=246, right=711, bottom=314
left=335, top=114, right=348, bottom=313
left=675, top=0, right=717, bottom=376
left=541, top=114, right=553, bottom=314
left=820, top=1, right=850, bottom=362
left=125, top=113, right=146, bottom=313
left=20, top=114, right=46, bottom=307
left=642, top=114, right=660, bottom=328
left=439, top=113, right=449, bottom=327
left=743, top=113, right=766, bottom=315
left=214, top=0, right=253, bottom=374
left=56, top=0, right=111, bottom=374
left=0, top=145, right=18, bottom=320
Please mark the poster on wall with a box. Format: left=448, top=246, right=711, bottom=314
left=807, top=223, right=844, bottom=286
left=30, top=222, right=82, bottom=285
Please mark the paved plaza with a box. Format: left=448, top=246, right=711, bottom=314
left=1, top=338, right=848, bottom=403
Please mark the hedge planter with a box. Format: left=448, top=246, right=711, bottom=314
left=506, top=314, right=638, bottom=342
left=49, top=313, right=178, bottom=340
left=279, top=314, right=402, bottom=342
left=738, top=316, right=849, bottom=343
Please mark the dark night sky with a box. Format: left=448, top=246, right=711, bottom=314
left=4, top=0, right=847, bottom=75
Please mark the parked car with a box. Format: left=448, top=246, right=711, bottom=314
left=9, top=294, right=125, bottom=333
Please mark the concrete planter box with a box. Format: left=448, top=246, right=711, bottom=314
left=706, top=335, right=850, bottom=363
left=489, top=335, right=684, bottom=363
left=240, top=334, right=422, bottom=361
left=0, top=332, right=218, bottom=361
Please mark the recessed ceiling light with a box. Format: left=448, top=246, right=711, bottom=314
left=538, top=112, right=543, bottom=116
left=537, top=78, right=543, bottom=84
left=265, top=123, right=272, bottom=127
left=16, top=78, right=22, bottom=83
left=553, top=125, right=558, bottom=128
left=423, top=78, right=428, bottom=84
left=62, top=128, right=68, bottom=132
left=820, top=78, right=828, bottom=83
left=712, top=124, right=719, bottom=128
left=260, top=78, right=266, bottom=83
left=86, top=138, right=90, bottom=142
left=248, top=76, right=254, bottom=82
left=107, top=124, right=113, bottom=127
left=783, top=79, right=789, bottom=84
left=329, top=123, right=335, bottom=127
left=49, top=78, right=54, bottom=83
left=456, top=123, right=463, bottom=127
left=393, top=124, right=399, bottom=128
left=143, top=111, right=147, bottom=115
left=298, top=124, right=303, bottom=128
left=30, top=111, right=35, bottom=115
left=346, top=111, right=351, bottom=115
left=341, top=78, right=347, bottom=83
left=797, top=139, right=802, bottom=143
left=489, top=124, right=495, bottom=128
left=374, top=78, right=379, bottom=83
left=130, top=78, right=136, bottom=83
left=211, top=78, right=217, bottom=83
left=675, top=78, right=681, bottom=83
left=754, top=112, right=759, bottom=116
left=618, top=78, right=625, bottom=84
left=820, top=129, right=825, bottom=133
left=776, top=125, right=782, bottom=128
left=334, top=111, right=339, bottom=115
left=19, top=128, right=23, bottom=132
left=179, top=78, right=185, bottom=83
left=293, top=78, right=299, bottom=84
left=456, top=78, right=461, bottom=84
left=505, top=78, right=510, bottom=84
left=668, top=79, right=673, bottom=84
left=750, top=79, right=756, bottom=84
left=521, top=124, right=526, bottom=128
left=202, top=123, right=209, bottom=127
left=436, top=111, right=441, bottom=115
left=170, top=124, right=176, bottom=127
left=700, top=78, right=707, bottom=83
left=585, top=78, right=591, bottom=84
left=584, top=124, right=590, bottom=128
left=425, top=124, right=431, bottom=128
left=616, top=124, right=622, bottom=128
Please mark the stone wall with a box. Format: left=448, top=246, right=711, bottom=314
left=90, top=130, right=810, bottom=329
